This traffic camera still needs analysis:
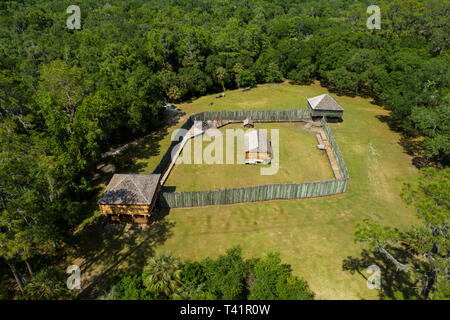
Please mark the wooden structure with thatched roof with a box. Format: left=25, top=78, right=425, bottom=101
left=307, top=94, right=344, bottom=119
left=98, top=174, right=161, bottom=224
left=244, top=130, right=272, bottom=164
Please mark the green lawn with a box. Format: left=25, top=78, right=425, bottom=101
left=164, top=122, right=334, bottom=192
left=75, top=81, right=418, bottom=300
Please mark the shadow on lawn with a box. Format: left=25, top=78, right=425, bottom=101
left=70, top=112, right=189, bottom=299
left=74, top=209, right=174, bottom=299
left=108, top=129, right=167, bottom=174
left=342, top=247, right=423, bottom=300
left=98, top=108, right=187, bottom=176
left=375, top=115, right=436, bottom=169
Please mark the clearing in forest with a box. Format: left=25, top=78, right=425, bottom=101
left=164, top=122, right=334, bottom=192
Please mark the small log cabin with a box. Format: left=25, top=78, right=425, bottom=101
left=98, top=174, right=161, bottom=224
left=307, top=94, right=344, bottom=119
left=244, top=130, right=272, bottom=164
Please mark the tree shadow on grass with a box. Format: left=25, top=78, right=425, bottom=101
left=95, top=107, right=187, bottom=178
left=75, top=125, right=174, bottom=226
left=342, top=247, right=423, bottom=300
left=375, top=115, right=436, bottom=169
left=108, top=129, right=167, bottom=174
left=73, top=213, right=174, bottom=299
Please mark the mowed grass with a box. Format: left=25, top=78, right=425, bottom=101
left=131, top=82, right=332, bottom=174
left=164, top=122, right=334, bottom=191
left=77, top=81, right=418, bottom=300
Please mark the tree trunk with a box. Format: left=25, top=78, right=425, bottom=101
left=422, top=244, right=439, bottom=299
left=377, top=245, right=412, bottom=272
left=4, top=258, right=25, bottom=296
left=421, top=273, right=435, bottom=300
left=25, top=260, right=33, bottom=278
left=0, top=189, right=7, bottom=210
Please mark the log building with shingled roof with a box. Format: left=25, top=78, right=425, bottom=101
left=98, top=174, right=161, bottom=224
left=307, top=94, right=344, bottom=119
left=244, top=130, right=272, bottom=164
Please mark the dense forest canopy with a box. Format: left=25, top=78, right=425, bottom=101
left=0, top=0, right=448, bottom=299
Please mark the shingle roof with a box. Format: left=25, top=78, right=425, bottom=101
left=98, top=174, right=161, bottom=205
left=307, top=94, right=343, bottom=111
left=244, top=130, right=270, bottom=153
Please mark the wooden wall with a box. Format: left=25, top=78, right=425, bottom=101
left=108, top=214, right=150, bottom=224
left=99, top=204, right=150, bottom=215
left=245, top=152, right=271, bottom=160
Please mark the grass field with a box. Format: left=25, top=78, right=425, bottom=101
left=75, top=81, right=418, bottom=300
left=164, top=122, right=334, bottom=192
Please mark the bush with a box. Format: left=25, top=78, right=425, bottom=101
left=287, top=58, right=315, bottom=84
left=249, top=253, right=314, bottom=300
left=263, top=63, right=283, bottom=83
left=238, top=70, right=256, bottom=88
left=115, top=273, right=154, bottom=300
left=106, top=247, right=315, bottom=300
left=23, top=267, right=71, bottom=300
left=201, top=247, right=250, bottom=299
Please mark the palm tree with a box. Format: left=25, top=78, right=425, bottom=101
left=24, top=267, right=70, bottom=300
left=143, top=253, right=183, bottom=299
left=233, top=63, right=244, bottom=88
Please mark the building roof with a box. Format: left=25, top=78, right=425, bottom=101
left=98, top=174, right=161, bottom=205
left=307, top=94, right=343, bottom=111
left=244, top=130, right=270, bottom=153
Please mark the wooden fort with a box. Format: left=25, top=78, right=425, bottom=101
left=98, top=174, right=161, bottom=224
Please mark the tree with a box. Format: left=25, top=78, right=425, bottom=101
left=215, top=67, right=227, bottom=92
left=167, top=86, right=182, bottom=103
left=0, top=121, right=57, bottom=295
left=114, top=273, right=154, bottom=300
left=23, top=267, right=71, bottom=300
left=326, top=67, right=358, bottom=95
left=354, top=168, right=449, bottom=299
left=287, top=58, right=315, bottom=84
left=180, top=261, right=208, bottom=299
left=143, top=253, right=184, bottom=299
left=201, top=246, right=249, bottom=299
left=410, top=96, right=450, bottom=163
left=233, top=63, right=245, bottom=88
left=263, top=62, right=283, bottom=83
left=35, top=60, right=91, bottom=175
left=238, top=70, right=256, bottom=88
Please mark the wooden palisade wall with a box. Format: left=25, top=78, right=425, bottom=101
left=158, top=114, right=349, bottom=208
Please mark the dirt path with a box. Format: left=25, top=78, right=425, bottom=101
left=319, top=129, right=342, bottom=180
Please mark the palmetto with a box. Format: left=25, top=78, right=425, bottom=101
left=143, top=253, right=183, bottom=299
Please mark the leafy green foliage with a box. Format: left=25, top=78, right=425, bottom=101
left=263, top=62, right=283, bottom=83
left=249, top=252, right=314, bottom=300
left=114, top=273, right=154, bottom=300
left=201, top=247, right=250, bottom=299
left=355, top=168, right=449, bottom=299
left=109, top=247, right=315, bottom=300
left=238, top=70, right=256, bottom=88
left=0, top=0, right=449, bottom=298
left=143, top=253, right=184, bottom=299
left=23, top=267, right=71, bottom=300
